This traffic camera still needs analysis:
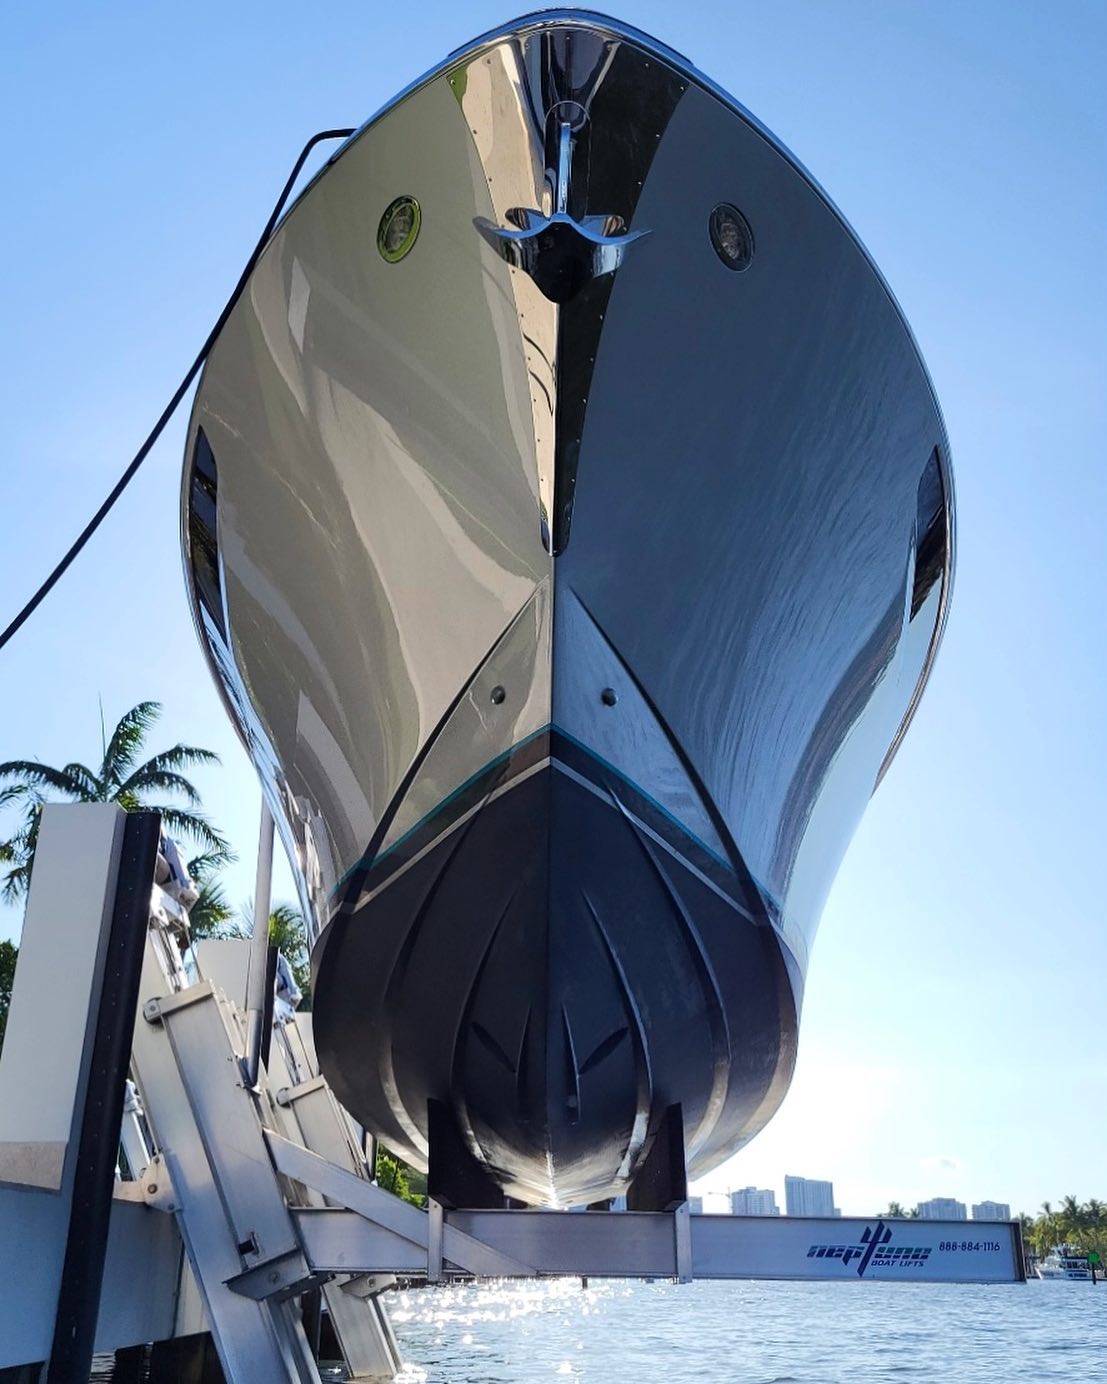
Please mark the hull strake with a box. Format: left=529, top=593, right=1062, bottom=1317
left=181, top=12, right=952, bottom=1204
left=313, top=731, right=798, bottom=1207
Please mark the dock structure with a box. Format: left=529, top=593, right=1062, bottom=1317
left=0, top=805, right=1024, bottom=1383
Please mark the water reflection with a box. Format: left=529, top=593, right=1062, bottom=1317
left=90, top=1274, right=1105, bottom=1382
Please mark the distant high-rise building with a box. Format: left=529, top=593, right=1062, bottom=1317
left=971, top=1201, right=1010, bottom=1221
left=784, top=1176, right=835, bottom=1217
left=916, top=1198, right=967, bottom=1220
left=730, top=1186, right=780, bottom=1216
left=687, top=1195, right=704, bottom=1215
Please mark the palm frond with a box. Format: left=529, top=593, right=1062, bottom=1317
left=6, top=826, right=37, bottom=857
left=239, top=898, right=308, bottom=944
left=0, top=800, right=44, bottom=897
left=187, top=847, right=238, bottom=883
left=186, top=876, right=238, bottom=940
left=118, top=743, right=221, bottom=791
left=154, top=807, right=230, bottom=856
left=60, top=762, right=102, bottom=799
left=101, top=702, right=162, bottom=789
left=6, top=801, right=43, bottom=851
left=1, top=860, right=32, bottom=903
left=117, top=769, right=203, bottom=806
left=0, top=761, right=96, bottom=799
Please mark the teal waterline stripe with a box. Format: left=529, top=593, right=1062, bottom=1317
left=549, top=724, right=735, bottom=877
left=330, top=723, right=761, bottom=901
left=331, top=725, right=552, bottom=895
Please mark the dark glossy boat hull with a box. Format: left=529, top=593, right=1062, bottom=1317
left=181, top=11, right=953, bottom=1206
left=316, top=732, right=796, bottom=1206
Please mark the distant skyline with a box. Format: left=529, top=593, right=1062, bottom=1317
left=698, top=1179, right=1013, bottom=1221
left=1, top=2, right=1104, bottom=1216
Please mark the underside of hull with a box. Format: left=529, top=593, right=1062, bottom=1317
left=181, top=11, right=953, bottom=1205
left=314, top=731, right=796, bottom=1207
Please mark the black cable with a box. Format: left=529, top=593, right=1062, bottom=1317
left=0, top=126, right=356, bottom=654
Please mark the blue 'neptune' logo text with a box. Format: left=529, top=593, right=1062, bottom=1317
left=806, top=1220, right=933, bottom=1277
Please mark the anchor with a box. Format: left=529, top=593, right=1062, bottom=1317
left=475, top=115, right=648, bottom=304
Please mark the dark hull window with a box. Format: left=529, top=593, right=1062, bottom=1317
left=911, top=447, right=946, bottom=618
left=187, top=429, right=227, bottom=642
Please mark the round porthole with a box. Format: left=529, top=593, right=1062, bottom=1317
left=709, top=203, right=754, bottom=271
left=377, top=196, right=421, bottom=263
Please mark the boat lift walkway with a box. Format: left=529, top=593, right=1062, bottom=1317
left=0, top=805, right=1025, bottom=1383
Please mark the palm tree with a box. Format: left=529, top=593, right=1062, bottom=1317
left=1060, top=1194, right=1086, bottom=1248
left=266, top=902, right=311, bottom=1003
left=184, top=849, right=237, bottom=939
left=195, top=897, right=312, bottom=1008
left=1036, top=1201, right=1059, bottom=1256
left=1084, top=1200, right=1107, bottom=1259
left=0, top=701, right=229, bottom=902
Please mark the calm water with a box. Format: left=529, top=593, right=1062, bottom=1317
left=90, top=1278, right=1105, bottom=1381
left=384, top=1278, right=1106, bottom=1383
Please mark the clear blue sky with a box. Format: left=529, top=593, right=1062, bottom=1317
left=1, top=1, right=1103, bottom=1217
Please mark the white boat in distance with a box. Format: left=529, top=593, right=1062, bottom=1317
left=181, top=10, right=954, bottom=1207
left=1036, top=1249, right=1093, bottom=1281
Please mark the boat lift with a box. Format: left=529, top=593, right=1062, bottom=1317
left=0, top=804, right=1025, bottom=1383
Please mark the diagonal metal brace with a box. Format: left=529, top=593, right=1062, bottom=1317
left=266, top=1133, right=534, bottom=1279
